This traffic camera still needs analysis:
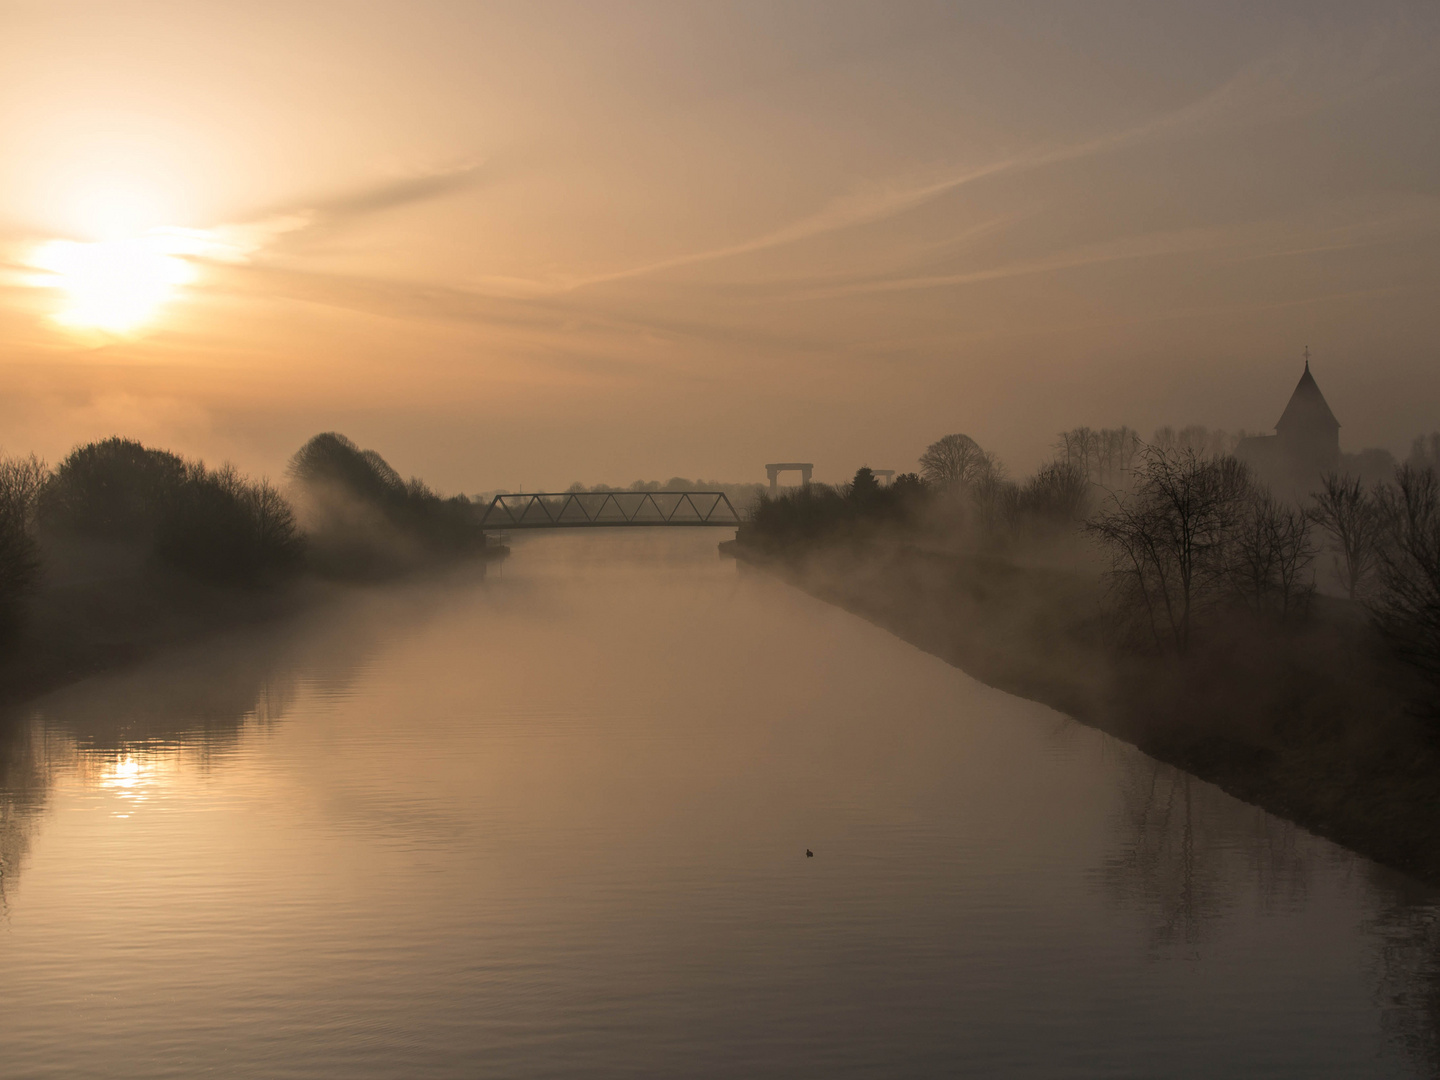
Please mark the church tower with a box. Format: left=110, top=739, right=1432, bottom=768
left=1274, top=350, right=1341, bottom=477
left=1235, top=349, right=1342, bottom=495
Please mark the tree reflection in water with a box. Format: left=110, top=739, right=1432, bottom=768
left=0, top=718, right=54, bottom=913
left=0, top=578, right=460, bottom=899
left=1370, top=871, right=1440, bottom=1075
left=1100, top=747, right=1440, bottom=1074
left=1097, top=753, right=1334, bottom=952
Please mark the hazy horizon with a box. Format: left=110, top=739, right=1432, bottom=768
left=3, top=1, right=1438, bottom=492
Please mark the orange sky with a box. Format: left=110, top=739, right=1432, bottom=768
left=2, top=1, right=1438, bottom=491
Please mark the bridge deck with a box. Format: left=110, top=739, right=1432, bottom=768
left=480, top=491, right=742, bottom=530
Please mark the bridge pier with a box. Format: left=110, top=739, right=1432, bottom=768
left=765, top=462, right=813, bottom=494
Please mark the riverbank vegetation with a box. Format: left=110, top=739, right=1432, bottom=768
left=0, top=432, right=495, bottom=701
left=735, top=427, right=1440, bottom=882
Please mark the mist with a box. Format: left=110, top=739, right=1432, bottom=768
left=6, top=2, right=1440, bottom=1076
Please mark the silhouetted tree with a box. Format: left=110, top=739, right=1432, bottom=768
left=1056, top=426, right=1141, bottom=488
left=289, top=432, right=486, bottom=578
left=1233, top=491, right=1316, bottom=622
left=155, top=464, right=305, bottom=585
left=0, top=455, right=46, bottom=638
left=1151, top=425, right=1240, bottom=460
left=1369, top=465, right=1440, bottom=696
left=1310, top=472, right=1383, bottom=601
left=919, top=434, right=999, bottom=489
left=1017, top=461, right=1090, bottom=528
left=1409, top=433, right=1440, bottom=473
left=1088, top=448, right=1253, bottom=651
left=848, top=466, right=881, bottom=504
left=38, top=438, right=186, bottom=542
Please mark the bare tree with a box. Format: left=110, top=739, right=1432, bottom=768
left=1309, top=472, right=1382, bottom=601
left=1234, top=491, right=1316, bottom=621
left=1369, top=465, right=1440, bottom=693
left=1088, top=447, right=1253, bottom=651
left=970, top=473, right=1020, bottom=540
left=0, top=454, right=48, bottom=635
left=1151, top=425, right=1239, bottom=459
left=1409, top=432, right=1440, bottom=472
left=1056, top=426, right=1141, bottom=488
left=919, top=433, right=999, bottom=489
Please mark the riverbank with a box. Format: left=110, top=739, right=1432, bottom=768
left=0, top=543, right=507, bottom=709
left=726, top=535, right=1440, bottom=886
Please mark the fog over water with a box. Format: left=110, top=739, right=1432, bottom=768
left=2, top=530, right=1438, bottom=1078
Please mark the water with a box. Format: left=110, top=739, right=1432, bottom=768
left=2, top=531, right=1438, bottom=1078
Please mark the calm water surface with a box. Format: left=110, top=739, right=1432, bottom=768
left=3, top=531, right=1439, bottom=1078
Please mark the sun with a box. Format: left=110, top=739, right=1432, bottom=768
left=20, top=181, right=239, bottom=336
left=29, top=230, right=203, bottom=335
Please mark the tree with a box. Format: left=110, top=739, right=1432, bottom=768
left=1369, top=465, right=1440, bottom=694
left=1018, top=461, right=1089, bottom=527
left=38, top=438, right=186, bottom=541
left=0, top=454, right=47, bottom=638
left=1056, top=427, right=1141, bottom=487
left=848, top=466, right=880, bottom=504
left=1233, top=491, right=1316, bottom=621
left=1409, top=432, right=1440, bottom=472
left=919, top=434, right=999, bottom=489
left=1087, top=447, right=1253, bottom=651
left=155, top=463, right=305, bottom=585
left=1309, top=472, right=1382, bottom=601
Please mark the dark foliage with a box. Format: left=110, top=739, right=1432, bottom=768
left=289, top=432, right=486, bottom=578
left=38, top=437, right=186, bottom=542
left=745, top=468, right=930, bottom=546
left=155, top=464, right=305, bottom=585
left=1087, top=448, right=1314, bottom=652
left=0, top=455, right=46, bottom=638
left=38, top=437, right=303, bottom=587
left=1370, top=465, right=1440, bottom=697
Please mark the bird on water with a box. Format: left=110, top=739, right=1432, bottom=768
left=806, top=849, right=813, bottom=858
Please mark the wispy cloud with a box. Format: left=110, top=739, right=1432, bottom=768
left=554, top=25, right=1431, bottom=297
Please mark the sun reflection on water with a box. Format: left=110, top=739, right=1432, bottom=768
left=88, top=748, right=180, bottom=818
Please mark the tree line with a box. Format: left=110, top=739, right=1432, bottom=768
left=0, top=433, right=494, bottom=640
left=743, top=425, right=1440, bottom=708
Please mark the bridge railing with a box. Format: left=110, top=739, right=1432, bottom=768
left=479, top=491, right=742, bottom=529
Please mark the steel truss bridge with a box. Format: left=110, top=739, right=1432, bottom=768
left=479, top=491, right=742, bottom=530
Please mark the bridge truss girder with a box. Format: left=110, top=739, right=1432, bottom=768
left=480, top=491, right=742, bottom=529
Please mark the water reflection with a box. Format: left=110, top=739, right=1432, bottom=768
left=2, top=538, right=1440, bottom=1077
left=1371, top=873, right=1440, bottom=1075
left=0, top=573, right=471, bottom=896
left=0, top=719, right=51, bottom=911
left=1097, top=754, right=1335, bottom=951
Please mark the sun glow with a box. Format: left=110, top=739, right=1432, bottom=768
left=27, top=228, right=216, bottom=335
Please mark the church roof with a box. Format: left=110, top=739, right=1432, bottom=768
left=1275, top=361, right=1340, bottom=434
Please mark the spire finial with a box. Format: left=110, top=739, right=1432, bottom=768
left=1303, top=344, right=1310, bottom=371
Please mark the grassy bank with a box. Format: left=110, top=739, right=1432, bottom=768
left=728, top=534, right=1440, bottom=885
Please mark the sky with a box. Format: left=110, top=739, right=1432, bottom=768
left=1, top=0, right=1438, bottom=491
